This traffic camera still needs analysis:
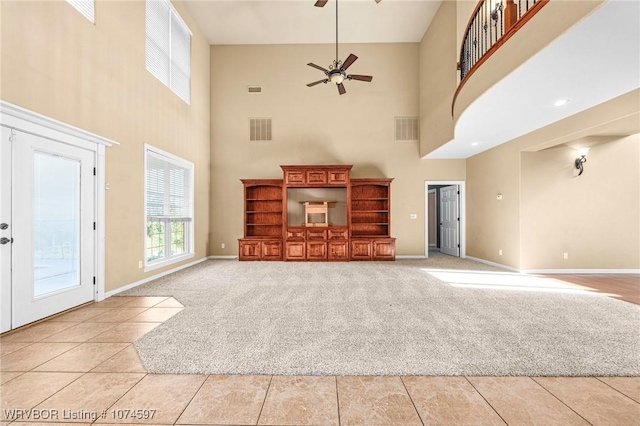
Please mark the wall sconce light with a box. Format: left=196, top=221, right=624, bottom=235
left=575, top=148, right=589, bottom=176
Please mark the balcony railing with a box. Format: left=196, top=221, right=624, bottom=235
left=458, top=0, right=549, bottom=81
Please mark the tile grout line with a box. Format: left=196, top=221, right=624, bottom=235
left=255, top=375, right=274, bottom=425
left=88, top=343, right=136, bottom=372
left=399, top=376, right=425, bottom=426
left=594, top=377, right=640, bottom=404
left=529, top=377, right=593, bottom=426
left=334, top=376, right=341, bottom=426
left=88, top=372, right=149, bottom=425
left=0, top=341, right=36, bottom=358
left=463, top=376, right=509, bottom=426
left=173, top=373, right=210, bottom=425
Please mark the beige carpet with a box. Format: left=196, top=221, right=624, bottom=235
left=121, top=254, right=640, bottom=376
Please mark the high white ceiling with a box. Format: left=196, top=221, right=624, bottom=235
left=183, top=0, right=443, bottom=45
left=426, top=0, right=640, bottom=159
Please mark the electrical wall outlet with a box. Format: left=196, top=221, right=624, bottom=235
left=410, top=214, right=417, bottom=220
left=138, top=260, right=143, bottom=268
left=221, top=243, right=225, bottom=249
left=563, top=252, right=569, bottom=260
left=499, top=249, right=503, bottom=256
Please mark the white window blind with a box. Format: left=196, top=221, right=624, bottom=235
left=145, top=0, right=192, bottom=104
left=145, top=146, right=194, bottom=269
left=66, top=0, right=94, bottom=23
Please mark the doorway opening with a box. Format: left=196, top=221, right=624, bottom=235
left=425, top=181, right=465, bottom=259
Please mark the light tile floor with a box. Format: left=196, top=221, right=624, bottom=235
left=1, top=296, right=638, bottom=425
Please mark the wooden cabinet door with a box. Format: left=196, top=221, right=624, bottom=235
left=350, top=240, right=372, bottom=260
left=286, top=242, right=306, bottom=261
left=328, top=241, right=349, bottom=261
left=306, top=242, right=327, bottom=260
left=285, top=171, right=305, bottom=185
left=373, top=239, right=395, bottom=260
left=306, top=229, right=327, bottom=240
left=328, top=228, right=348, bottom=240
left=262, top=241, right=283, bottom=261
left=328, top=170, right=348, bottom=184
left=286, top=227, right=305, bottom=240
left=306, top=170, right=327, bottom=185
left=239, top=240, right=261, bottom=261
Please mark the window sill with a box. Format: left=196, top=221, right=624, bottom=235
left=144, top=253, right=195, bottom=273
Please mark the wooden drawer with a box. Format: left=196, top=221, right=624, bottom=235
left=328, top=241, right=349, bottom=261
left=328, top=228, right=348, bottom=240
left=373, top=239, right=395, bottom=261
left=306, top=170, right=327, bottom=185
left=239, top=240, right=261, bottom=261
left=350, top=239, right=372, bottom=260
left=262, top=240, right=283, bottom=260
left=306, top=229, right=327, bottom=240
left=285, top=241, right=305, bottom=261
left=286, top=227, right=305, bottom=240
left=328, top=170, right=349, bottom=185
left=284, top=170, right=305, bottom=185
left=306, top=241, right=327, bottom=260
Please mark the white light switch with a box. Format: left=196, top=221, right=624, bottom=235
left=496, top=193, right=503, bottom=200
left=410, top=214, right=417, bottom=219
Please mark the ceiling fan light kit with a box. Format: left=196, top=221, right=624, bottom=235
left=307, top=0, right=374, bottom=95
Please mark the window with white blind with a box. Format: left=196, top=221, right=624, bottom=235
left=144, top=145, right=194, bottom=270
left=66, top=0, right=94, bottom=23
left=145, top=0, right=192, bottom=104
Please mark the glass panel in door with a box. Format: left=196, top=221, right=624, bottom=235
left=33, top=152, right=81, bottom=297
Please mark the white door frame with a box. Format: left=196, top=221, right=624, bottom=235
left=0, top=101, right=117, bottom=330
left=424, top=181, right=466, bottom=259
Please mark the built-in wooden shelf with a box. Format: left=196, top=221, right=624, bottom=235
left=238, top=167, right=395, bottom=261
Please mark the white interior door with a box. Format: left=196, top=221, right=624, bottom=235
left=0, top=128, right=12, bottom=332
left=11, top=129, right=95, bottom=328
left=439, top=185, right=459, bottom=257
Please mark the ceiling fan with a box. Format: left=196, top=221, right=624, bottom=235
left=307, top=0, right=374, bottom=95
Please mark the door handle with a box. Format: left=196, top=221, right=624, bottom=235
left=0, top=237, right=11, bottom=245
left=0, top=223, right=8, bottom=230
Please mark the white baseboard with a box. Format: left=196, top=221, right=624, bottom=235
left=207, top=255, right=238, bottom=260
left=522, top=269, right=640, bottom=274
left=465, top=256, right=520, bottom=272
left=104, top=258, right=208, bottom=298
left=397, top=255, right=428, bottom=259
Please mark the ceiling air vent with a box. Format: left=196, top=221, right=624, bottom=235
left=395, top=116, right=419, bottom=142
left=247, top=86, right=262, bottom=94
left=249, top=118, right=272, bottom=142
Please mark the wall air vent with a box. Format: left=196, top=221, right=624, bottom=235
left=395, top=116, right=419, bottom=141
left=247, top=86, right=262, bottom=94
left=249, top=118, right=272, bottom=142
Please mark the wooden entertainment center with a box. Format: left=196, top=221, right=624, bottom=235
left=238, top=165, right=395, bottom=261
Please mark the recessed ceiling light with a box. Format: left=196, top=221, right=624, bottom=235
left=553, top=99, right=569, bottom=107
left=471, top=142, right=479, bottom=146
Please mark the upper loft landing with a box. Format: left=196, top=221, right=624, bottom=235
left=424, top=0, right=640, bottom=159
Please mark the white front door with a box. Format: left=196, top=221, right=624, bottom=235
left=0, top=128, right=12, bottom=332
left=2, top=128, right=96, bottom=329
left=439, top=185, right=459, bottom=257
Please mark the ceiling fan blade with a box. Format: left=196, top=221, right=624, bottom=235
left=341, top=54, right=358, bottom=70
left=308, top=62, right=329, bottom=73
left=349, top=74, right=373, bottom=82
left=307, top=79, right=328, bottom=87
left=337, top=83, right=346, bottom=95
left=314, top=0, right=328, bottom=7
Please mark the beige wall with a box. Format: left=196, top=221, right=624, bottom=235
left=419, top=0, right=457, bottom=158
left=467, top=90, right=640, bottom=270
left=521, top=135, right=640, bottom=270
left=209, top=43, right=465, bottom=257
left=466, top=142, right=522, bottom=268
left=0, top=1, right=211, bottom=291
